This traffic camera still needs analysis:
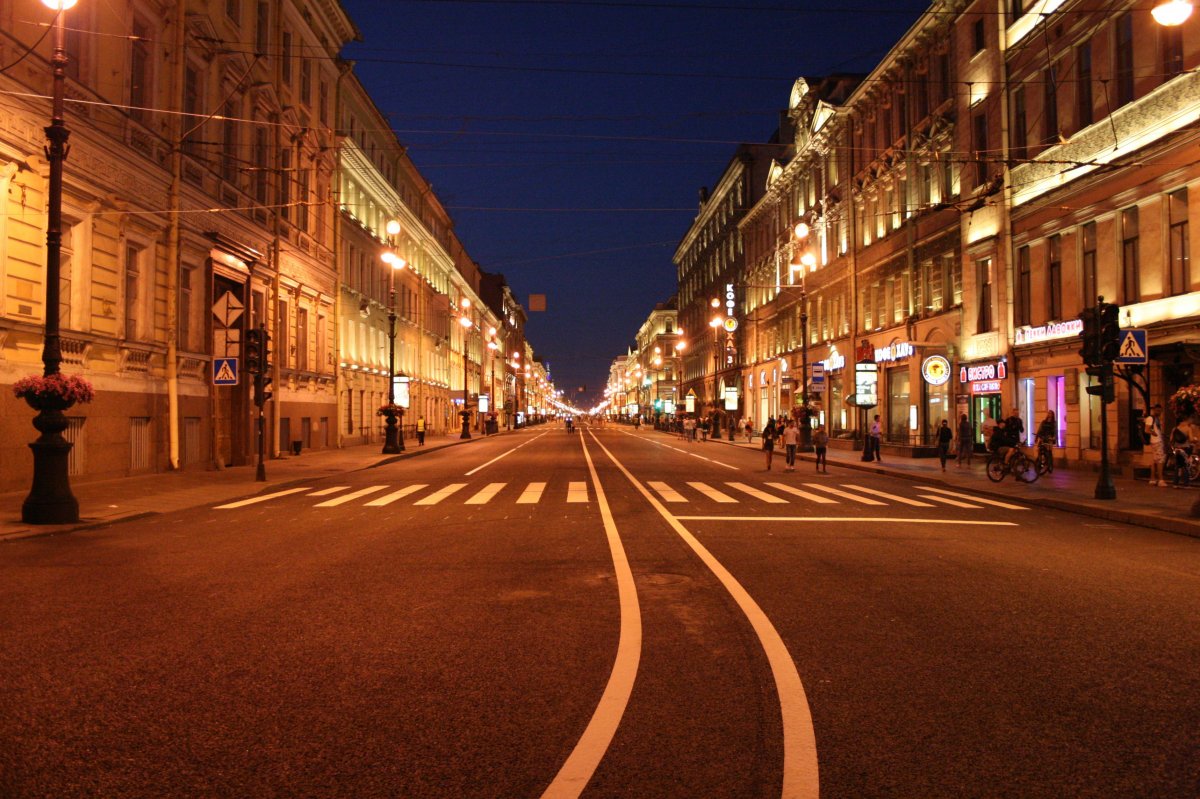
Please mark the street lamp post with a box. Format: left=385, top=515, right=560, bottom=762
left=23, top=0, right=80, bottom=525
left=381, top=221, right=406, bottom=454
left=459, top=299, right=473, bottom=439
left=709, top=298, right=723, bottom=435
left=486, top=327, right=498, bottom=434
left=791, top=222, right=817, bottom=452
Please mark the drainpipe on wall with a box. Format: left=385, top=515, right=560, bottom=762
left=164, top=0, right=185, bottom=470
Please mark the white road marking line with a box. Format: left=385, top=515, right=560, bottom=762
left=516, top=482, right=546, bottom=504
left=588, top=430, right=818, bottom=799
left=414, top=483, right=467, bottom=505
left=687, top=481, right=737, bottom=503
left=567, top=481, right=590, bottom=503
left=918, top=486, right=1028, bottom=510
left=616, top=428, right=739, bottom=470
left=313, top=485, right=389, bottom=507
left=839, top=484, right=935, bottom=507
left=308, top=486, right=350, bottom=497
left=918, top=494, right=983, bottom=509
left=465, top=431, right=549, bottom=476
left=648, top=481, right=686, bottom=503
left=541, top=426, right=641, bottom=799
left=726, top=482, right=788, bottom=503
left=364, top=485, right=427, bottom=506
left=465, top=482, right=506, bottom=505
left=673, top=516, right=1016, bottom=526
left=214, top=487, right=311, bottom=509
left=765, top=482, right=838, bottom=504
left=802, top=483, right=886, bottom=506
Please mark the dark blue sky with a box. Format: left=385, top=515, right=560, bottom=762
left=339, top=0, right=930, bottom=404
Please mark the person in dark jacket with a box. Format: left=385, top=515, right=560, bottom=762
left=936, top=419, right=953, bottom=471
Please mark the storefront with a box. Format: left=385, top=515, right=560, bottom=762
left=921, top=354, right=953, bottom=444
left=818, top=343, right=849, bottom=435
left=876, top=341, right=916, bottom=444
left=959, top=358, right=1007, bottom=446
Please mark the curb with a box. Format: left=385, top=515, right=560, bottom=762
left=687, top=431, right=1200, bottom=540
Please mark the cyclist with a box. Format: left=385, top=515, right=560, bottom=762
left=999, top=408, right=1025, bottom=472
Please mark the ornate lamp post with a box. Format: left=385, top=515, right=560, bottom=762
left=790, top=222, right=817, bottom=451
left=485, top=327, right=498, bottom=433
left=23, top=0, right=82, bottom=525
left=458, top=299, right=474, bottom=439
left=381, top=220, right=406, bottom=454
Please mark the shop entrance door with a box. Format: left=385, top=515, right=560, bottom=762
left=972, top=394, right=1003, bottom=448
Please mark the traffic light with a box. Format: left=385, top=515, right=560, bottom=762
left=1084, top=364, right=1115, bottom=403
left=254, top=372, right=273, bottom=407
left=1078, top=306, right=1100, bottom=367
left=244, top=327, right=263, bottom=375
left=1098, top=301, right=1121, bottom=363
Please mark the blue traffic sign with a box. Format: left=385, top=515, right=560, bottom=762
left=213, top=357, right=239, bottom=385
left=1115, top=329, right=1148, bottom=365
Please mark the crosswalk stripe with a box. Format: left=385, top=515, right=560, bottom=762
left=465, top=482, right=506, bottom=505
left=765, top=482, right=838, bottom=504
left=414, top=483, right=467, bottom=505
left=364, top=484, right=427, bottom=506
left=802, top=483, right=886, bottom=505
left=308, top=486, right=350, bottom=497
left=839, top=484, right=935, bottom=507
left=918, top=486, right=1028, bottom=510
left=567, top=481, right=590, bottom=503
left=687, top=481, right=737, bottom=503
left=726, top=482, right=788, bottom=503
left=516, top=482, right=546, bottom=504
left=648, top=481, right=687, bottom=502
left=314, top=485, right=389, bottom=507
left=918, top=494, right=982, bottom=509
left=214, top=487, right=311, bottom=509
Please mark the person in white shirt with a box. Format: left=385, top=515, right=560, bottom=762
left=781, top=419, right=800, bottom=471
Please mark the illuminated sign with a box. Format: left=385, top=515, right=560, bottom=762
left=723, top=317, right=738, bottom=332
left=1014, top=319, right=1083, bottom=345
left=724, top=386, right=739, bottom=411
left=959, top=361, right=1007, bottom=383
left=971, top=380, right=1002, bottom=394
left=854, top=361, right=878, bottom=407
left=921, top=355, right=951, bottom=386
left=820, top=347, right=846, bottom=372
left=874, top=342, right=914, bottom=362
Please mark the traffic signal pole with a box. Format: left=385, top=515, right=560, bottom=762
left=1081, top=297, right=1118, bottom=500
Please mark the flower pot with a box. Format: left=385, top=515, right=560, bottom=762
left=24, top=394, right=75, bottom=413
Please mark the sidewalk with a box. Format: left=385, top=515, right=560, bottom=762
left=0, top=430, right=509, bottom=542
left=675, top=430, right=1200, bottom=539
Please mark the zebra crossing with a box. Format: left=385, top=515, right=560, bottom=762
left=215, top=481, right=1028, bottom=512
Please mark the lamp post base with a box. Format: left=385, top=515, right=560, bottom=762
left=22, top=409, right=79, bottom=525
left=460, top=410, right=472, bottom=439
left=382, top=413, right=402, bottom=454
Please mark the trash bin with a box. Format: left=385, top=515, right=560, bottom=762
left=291, top=440, right=302, bottom=456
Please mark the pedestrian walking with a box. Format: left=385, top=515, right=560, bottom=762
left=416, top=416, right=426, bottom=446
left=1144, top=404, right=1165, bottom=486
left=936, top=419, right=953, bottom=471
left=743, top=417, right=754, bottom=444
left=684, top=416, right=696, bottom=443
left=956, top=413, right=972, bottom=467
left=981, top=409, right=997, bottom=453
left=700, top=416, right=710, bottom=442
left=813, top=425, right=829, bottom=473
left=634, top=416, right=641, bottom=431
left=869, top=414, right=882, bottom=462
left=782, top=419, right=800, bottom=471
left=762, top=418, right=778, bottom=471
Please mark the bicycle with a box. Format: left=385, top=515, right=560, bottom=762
left=1034, top=437, right=1055, bottom=476
left=1164, top=447, right=1200, bottom=485
left=986, top=446, right=1039, bottom=483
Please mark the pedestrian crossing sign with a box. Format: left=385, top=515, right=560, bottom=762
left=213, top=357, right=239, bottom=385
left=1115, top=329, right=1148, bottom=365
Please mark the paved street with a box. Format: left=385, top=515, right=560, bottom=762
left=3, top=424, right=1200, bottom=798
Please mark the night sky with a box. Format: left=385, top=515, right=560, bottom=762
left=339, top=0, right=931, bottom=405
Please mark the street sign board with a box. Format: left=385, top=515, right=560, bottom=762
left=1115, top=328, right=1148, bottom=364
left=810, top=362, right=825, bottom=391
left=211, top=291, right=244, bottom=329
left=213, top=357, right=238, bottom=386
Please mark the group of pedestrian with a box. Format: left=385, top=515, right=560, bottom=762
left=1143, top=404, right=1198, bottom=488
left=757, top=415, right=829, bottom=473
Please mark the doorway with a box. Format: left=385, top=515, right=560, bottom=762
left=972, top=394, right=1002, bottom=446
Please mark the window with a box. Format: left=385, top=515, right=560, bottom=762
left=976, top=257, right=993, bottom=332
left=180, top=265, right=193, bottom=351
left=300, top=47, right=312, bottom=106
left=253, top=127, right=268, bottom=203
left=255, top=2, right=269, bottom=54
left=297, top=307, right=309, bottom=371
left=973, top=112, right=988, bottom=188
left=221, top=99, right=239, bottom=183
left=277, top=299, right=290, bottom=368
left=1169, top=188, right=1190, bottom=295
left=1012, top=85, right=1027, bottom=162
left=319, top=80, right=330, bottom=127
left=279, top=149, right=291, bottom=221
left=129, top=18, right=151, bottom=123
left=282, top=30, right=293, bottom=85
left=1043, top=65, right=1059, bottom=144
left=1121, top=206, right=1139, bottom=303
left=1081, top=221, right=1098, bottom=306
left=1162, top=23, right=1184, bottom=80
left=124, top=244, right=142, bottom=339
left=1076, top=41, right=1093, bottom=129
left=1048, top=234, right=1062, bottom=319
left=182, top=64, right=203, bottom=156
left=297, top=161, right=310, bottom=233
left=973, top=18, right=986, bottom=53
left=1015, top=245, right=1031, bottom=327
left=1115, top=13, right=1134, bottom=106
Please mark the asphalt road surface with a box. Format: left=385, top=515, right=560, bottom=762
left=2, top=422, right=1199, bottom=798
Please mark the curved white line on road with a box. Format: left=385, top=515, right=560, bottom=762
left=615, top=428, right=740, bottom=471
left=540, top=429, right=642, bottom=799
left=589, top=429, right=819, bottom=799
left=464, top=431, right=549, bottom=476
